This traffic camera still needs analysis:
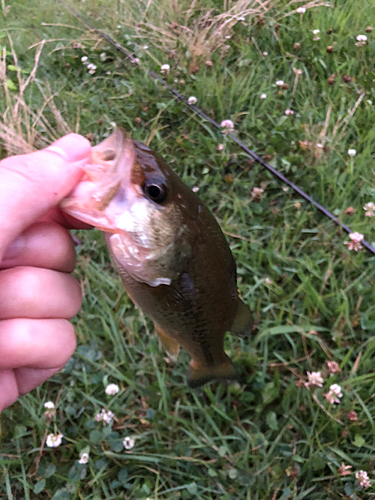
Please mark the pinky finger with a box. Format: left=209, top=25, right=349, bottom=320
left=0, top=366, right=66, bottom=413
left=0, top=369, right=18, bottom=412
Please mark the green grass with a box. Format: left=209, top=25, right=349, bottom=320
left=1, top=0, right=375, bottom=498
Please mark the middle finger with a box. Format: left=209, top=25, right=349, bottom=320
left=0, top=266, right=82, bottom=319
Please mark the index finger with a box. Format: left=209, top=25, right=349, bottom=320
left=0, top=134, right=91, bottom=260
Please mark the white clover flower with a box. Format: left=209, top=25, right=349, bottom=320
left=46, top=433, right=63, bottom=448
left=187, top=96, right=197, bottom=105
left=355, top=35, right=367, bottom=47
left=356, top=470, right=371, bottom=488
left=81, top=56, right=88, bottom=63
left=265, top=277, right=272, bottom=285
left=263, top=51, right=268, bottom=56
left=123, top=436, right=135, bottom=450
left=103, top=410, right=114, bottom=425
left=326, top=361, right=341, bottom=373
left=95, top=409, right=115, bottom=425
left=143, top=45, right=149, bottom=49
left=251, top=187, right=264, bottom=201
left=100, top=52, right=107, bottom=61
left=217, top=143, right=224, bottom=151
left=344, top=232, right=364, bottom=251
left=192, top=186, right=200, bottom=192
left=324, top=392, right=338, bottom=404
left=348, top=149, right=356, bottom=156
left=43, top=402, right=56, bottom=419
left=349, top=232, right=365, bottom=242
left=105, top=383, right=120, bottom=396
left=276, top=80, right=284, bottom=86
left=338, top=463, right=352, bottom=476
left=364, top=202, right=375, bottom=217
left=221, top=119, right=234, bottom=133
left=78, top=452, right=89, bottom=464
left=285, top=109, right=294, bottom=115
left=237, top=16, right=246, bottom=21
left=324, top=383, right=343, bottom=404
left=260, top=93, right=267, bottom=99
left=95, top=411, right=103, bottom=422
left=306, top=371, right=324, bottom=388
left=87, top=63, right=97, bottom=71
left=296, top=6, right=306, bottom=13
left=313, top=29, right=320, bottom=35
left=330, top=384, right=342, bottom=396
left=160, top=63, right=170, bottom=74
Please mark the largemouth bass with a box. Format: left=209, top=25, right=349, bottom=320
left=61, top=128, right=253, bottom=388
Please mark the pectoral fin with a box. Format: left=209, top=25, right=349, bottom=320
left=187, top=358, right=238, bottom=389
left=155, top=325, right=180, bottom=362
left=230, top=299, right=254, bottom=338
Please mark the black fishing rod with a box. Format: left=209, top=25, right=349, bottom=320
left=59, top=0, right=375, bottom=256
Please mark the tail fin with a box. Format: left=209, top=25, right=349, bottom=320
left=230, top=299, right=254, bottom=338
left=187, top=358, right=238, bottom=389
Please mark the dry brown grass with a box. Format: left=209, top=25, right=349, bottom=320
left=122, top=0, right=329, bottom=70
left=276, top=0, right=330, bottom=19
left=126, top=0, right=274, bottom=70
left=299, top=92, right=365, bottom=161
left=0, top=0, right=332, bottom=157
left=0, top=36, right=72, bottom=158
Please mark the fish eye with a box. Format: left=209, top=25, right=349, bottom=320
left=143, top=181, right=168, bottom=204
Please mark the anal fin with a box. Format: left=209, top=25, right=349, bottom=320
left=187, top=358, right=238, bottom=389
left=230, top=299, right=254, bottom=338
left=155, top=324, right=180, bottom=362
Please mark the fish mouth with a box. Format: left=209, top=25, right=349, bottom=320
left=61, top=128, right=137, bottom=232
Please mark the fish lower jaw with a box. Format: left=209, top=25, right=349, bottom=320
left=61, top=206, right=119, bottom=232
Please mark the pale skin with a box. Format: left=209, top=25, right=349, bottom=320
left=0, top=134, right=92, bottom=412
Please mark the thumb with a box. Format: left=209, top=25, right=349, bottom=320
left=0, top=133, right=91, bottom=260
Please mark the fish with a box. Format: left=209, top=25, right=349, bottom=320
left=61, top=128, right=253, bottom=388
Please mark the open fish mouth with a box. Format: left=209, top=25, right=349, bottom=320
left=61, top=128, right=137, bottom=232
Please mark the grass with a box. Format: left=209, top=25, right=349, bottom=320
left=1, top=0, right=375, bottom=498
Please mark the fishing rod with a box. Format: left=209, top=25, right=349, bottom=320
left=59, top=0, right=375, bottom=257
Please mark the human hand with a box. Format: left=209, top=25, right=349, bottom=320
left=0, top=134, right=91, bottom=411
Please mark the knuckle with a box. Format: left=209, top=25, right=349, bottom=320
left=64, top=276, right=82, bottom=317
left=49, top=320, right=77, bottom=366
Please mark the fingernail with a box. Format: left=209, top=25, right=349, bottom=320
left=46, top=134, right=91, bottom=163
left=2, top=235, right=26, bottom=261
